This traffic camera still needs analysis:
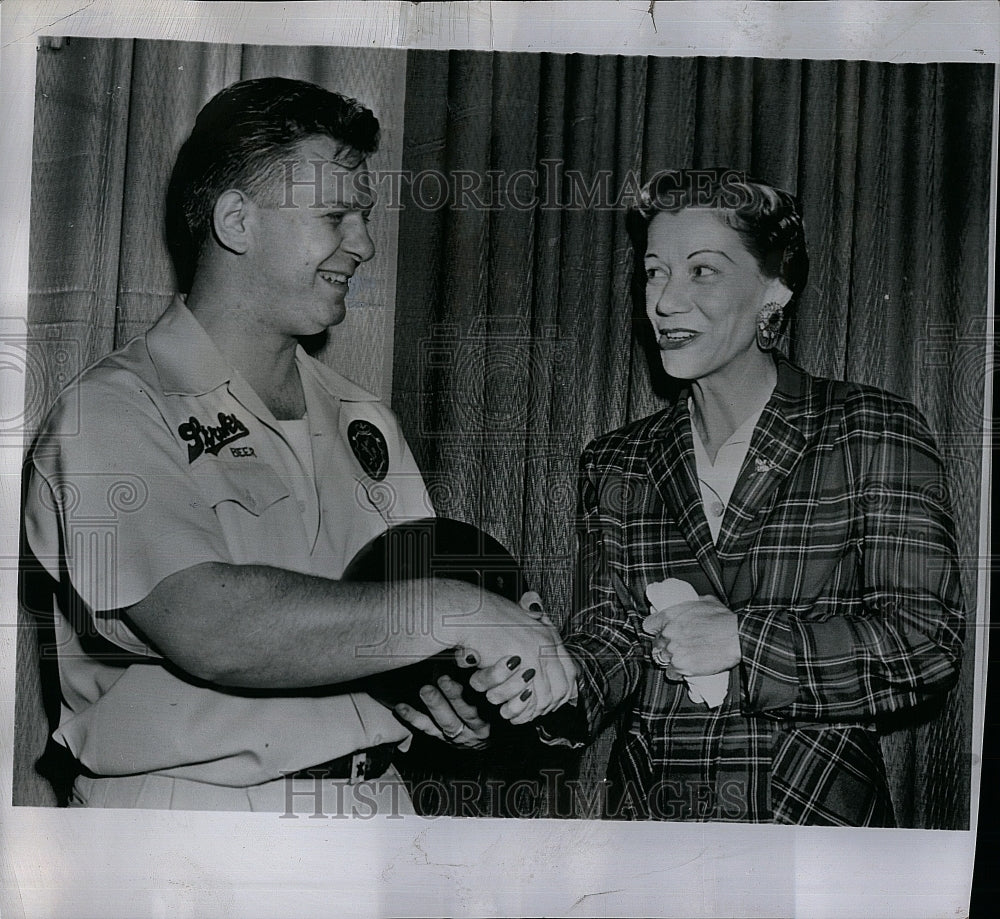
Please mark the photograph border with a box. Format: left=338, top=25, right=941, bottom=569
left=1, top=3, right=996, bottom=917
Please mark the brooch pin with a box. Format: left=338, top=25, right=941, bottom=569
left=754, top=457, right=776, bottom=474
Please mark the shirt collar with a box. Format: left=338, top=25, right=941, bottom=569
left=146, top=295, right=235, bottom=396
left=146, top=295, right=379, bottom=404
left=771, top=351, right=811, bottom=404
left=295, top=347, right=380, bottom=404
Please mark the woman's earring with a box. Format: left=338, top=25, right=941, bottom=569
left=756, top=301, right=784, bottom=351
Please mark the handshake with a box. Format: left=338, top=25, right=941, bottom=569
left=393, top=589, right=578, bottom=750
left=342, top=518, right=577, bottom=749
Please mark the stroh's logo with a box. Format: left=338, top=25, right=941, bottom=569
left=178, top=412, right=249, bottom=463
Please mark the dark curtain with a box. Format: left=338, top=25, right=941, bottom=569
left=393, top=53, right=994, bottom=829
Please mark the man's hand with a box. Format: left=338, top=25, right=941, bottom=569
left=457, top=591, right=577, bottom=725
left=645, top=596, right=741, bottom=676
left=394, top=674, right=490, bottom=749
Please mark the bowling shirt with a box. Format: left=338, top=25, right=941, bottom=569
left=24, top=296, right=433, bottom=787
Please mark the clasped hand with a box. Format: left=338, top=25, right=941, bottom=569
left=642, top=596, right=742, bottom=676
left=460, top=591, right=576, bottom=724
left=395, top=591, right=577, bottom=745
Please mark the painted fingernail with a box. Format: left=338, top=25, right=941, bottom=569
left=529, top=602, right=543, bottom=612
left=506, top=655, right=521, bottom=670
left=465, top=654, right=478, bottom=665
left=521, top=668, right=536, bottom=682
left=520, top=688, right=532, bottom=701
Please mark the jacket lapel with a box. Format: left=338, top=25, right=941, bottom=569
left=716, top=357, right=815, bottom=593
left=645, top=395, right=727, bottom=599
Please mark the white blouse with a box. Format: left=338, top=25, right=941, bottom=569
left=690, top=388, right=774, bottom=543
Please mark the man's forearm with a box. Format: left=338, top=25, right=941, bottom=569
left=125, top=561, right=484, bottom=688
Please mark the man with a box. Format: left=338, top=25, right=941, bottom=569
left=23, top=77, right=574, bottom=811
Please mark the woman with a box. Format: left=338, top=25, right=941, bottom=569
left=403, top=168, right=966, bottom=826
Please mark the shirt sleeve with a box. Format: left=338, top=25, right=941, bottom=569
left=341, top=399, right=435, bottom=525
left=385, top=409, right=435, bottom=523
left=24, top=376, right=234, bottom=653
left=737, top=395, right=967, bottom=720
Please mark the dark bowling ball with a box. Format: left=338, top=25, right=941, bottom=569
left=341, top=517, right=527, bottom=716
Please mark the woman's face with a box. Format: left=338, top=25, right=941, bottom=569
left=644, top=209, right=791, bottom=384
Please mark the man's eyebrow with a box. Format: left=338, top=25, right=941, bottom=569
left=687, top=248, right=735, bottom=264
left=313, top=196, right=379, bottom=211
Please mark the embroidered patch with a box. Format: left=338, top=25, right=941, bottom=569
left=177, top=412, right=250, bottom=464
left=348, top=419, right=389, bottom=481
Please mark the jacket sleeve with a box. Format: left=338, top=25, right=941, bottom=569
left=737, top=395, right=967, bottom=721
left=546, top=442, right=647, bottom=742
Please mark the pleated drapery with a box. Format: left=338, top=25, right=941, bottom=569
left=393, top=53, right=993, bottom=829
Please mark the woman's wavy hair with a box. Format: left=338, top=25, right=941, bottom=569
left=627, top=168, right=809, bottom=327
left=166, top=77, right=380, bottom=293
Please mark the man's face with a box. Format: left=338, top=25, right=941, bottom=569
left=245, top=135, right=376, bottom=337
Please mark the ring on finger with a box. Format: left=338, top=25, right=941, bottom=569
left=652, top=646, right=672, bottom=667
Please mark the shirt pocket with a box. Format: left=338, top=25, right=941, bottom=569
left=190, top=464, right=300, bottom=565
left=192, top=463, right=290, bottom=516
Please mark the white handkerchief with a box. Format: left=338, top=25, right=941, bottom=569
left=681, top=671, right=730, bottom=708
left=644, top=578, right=731, bottom=709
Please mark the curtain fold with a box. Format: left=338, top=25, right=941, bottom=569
left=395, top=53, right=993, bottom=829
left=27, top=39, right=135, bottom=370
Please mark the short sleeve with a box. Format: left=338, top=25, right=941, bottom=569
left=24, top=376, right=233, bottom=650
left=385, top=411, right=435, bottom=522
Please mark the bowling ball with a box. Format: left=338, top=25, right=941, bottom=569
left=341, top=517, right=526, bottom=715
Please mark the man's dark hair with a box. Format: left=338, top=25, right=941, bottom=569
left=166, top=77, right=380, bottom=292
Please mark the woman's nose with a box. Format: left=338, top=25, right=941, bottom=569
left=649, top=281, right=687, bottom=316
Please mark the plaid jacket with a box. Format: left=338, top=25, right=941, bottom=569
left=562, top=357, right=965, bottom=824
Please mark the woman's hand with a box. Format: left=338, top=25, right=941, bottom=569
left=394, top=674, right=491, bottom=750
left=466, top=591, right=578, bottom=725
left=646, top=596, right=742, bottom=676
left=443, top=586, right=571, bottom=721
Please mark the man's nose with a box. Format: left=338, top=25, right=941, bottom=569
left=343, top=217, right=375, bottom=263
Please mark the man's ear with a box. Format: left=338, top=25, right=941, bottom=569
left=211, top=189, right=252, bottom=255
